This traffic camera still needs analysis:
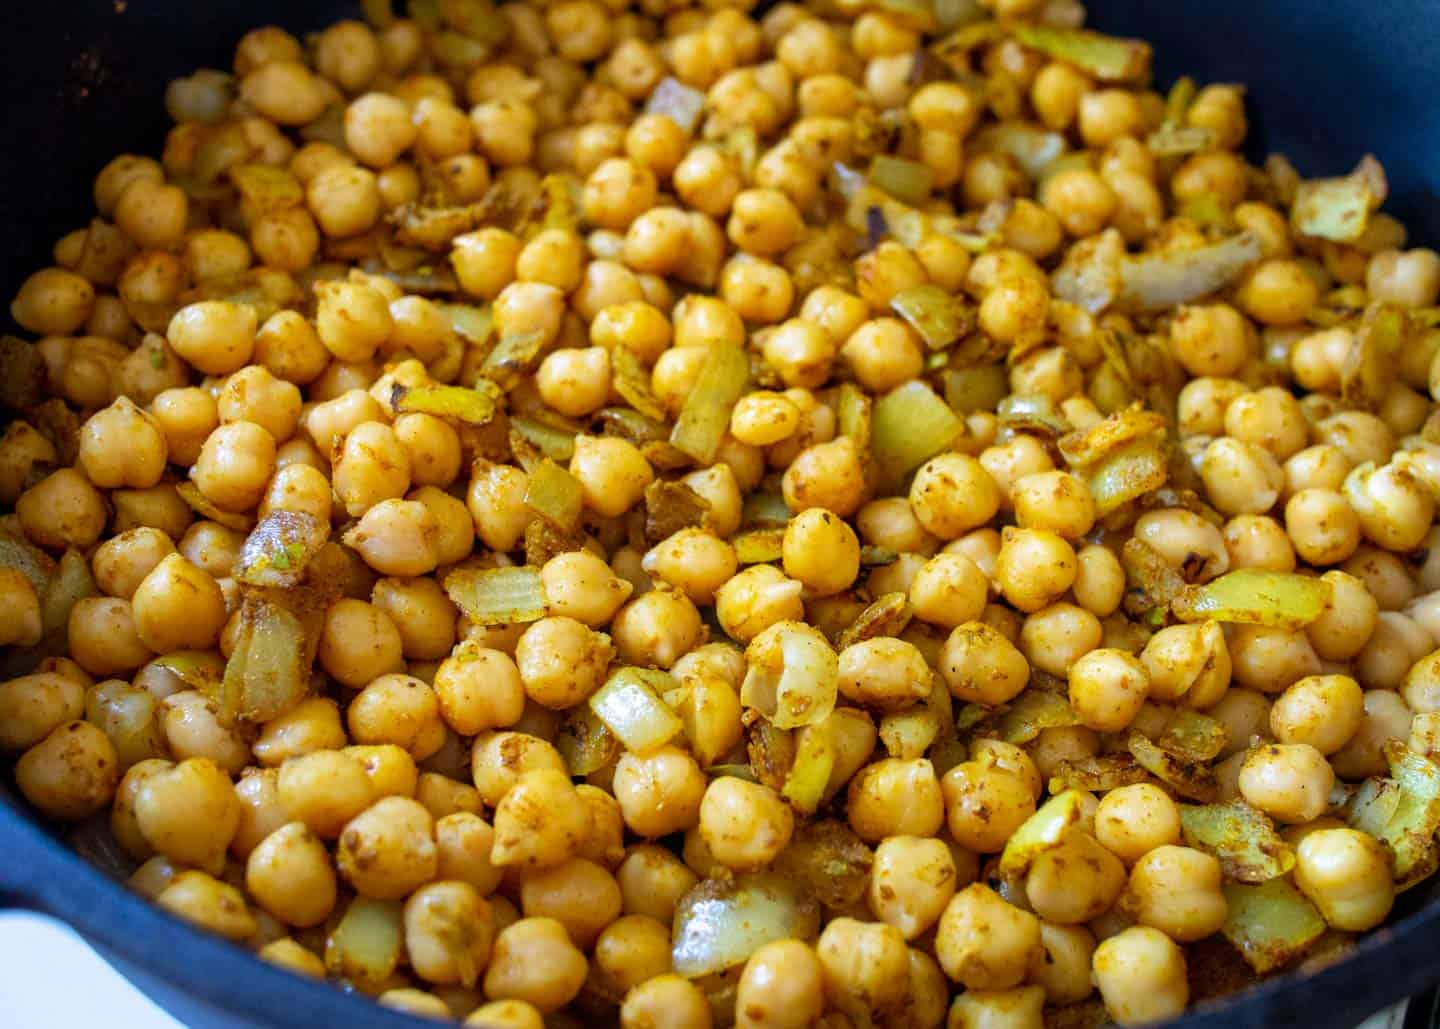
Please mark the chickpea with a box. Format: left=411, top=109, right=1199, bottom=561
left=939, top=621, right=1030, bottom=706
left=643, top=530, right=737, bottom=606
left=736, top=939, right=825, bottom=1029
left=1120, top=844, right=1227, bottom=941
left=1092, top=926, right=1188, bottom=1027
left=130, top=554, right=226, bottom=652
left=0, top=673, right=86, bottom=753
left=68, top=597, right=153, bottom=679
left=132, top=756, right=238, bottom=871
left=336, top=795, right=437, bottom=899
left=156, top=871, right=257, bottom=942
left=17, top=468, right=108, bottom=550
left=910, top=454, right=1001, bottom=540
left=815, top=917, right=909, bottom=1020
left=1238, top=743, right=1335, bottom=823
left=347, top=673, right=445, bottom=760
left=835, top=637, right=930, bottom=712
left=483, top=917, right=588, bottom=1013
left=317, top=598, right=404, bottom=688
left=15, top=720, right=120, bottom=821
left=994, top=527, right=1077, bottom=614
left=935, top=883, right=1042, bottom=991
left=514, top=616, right=614, bottom=709
left=941, top=760, right=1035, bottom=853
left=1295, top=828, right=1395, bottom=932
left=868, top=836, right=957, bottom=940
left=697, top=776, right=794, bottom=871
left=245, top=822, right=337, bottom=928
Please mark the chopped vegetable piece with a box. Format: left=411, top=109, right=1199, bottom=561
left=1128, top=732, right=1218, bottom=802
left=1292, top=155, right=1388, bottom=243
left=1060, top=404, right=1168, bottom=468
left=871, top=380, right=964, bottom=488
left=590, top=668, right=685, bottom=755
left=326, top=897, right=404, bottom=991
left=733, top=529, right=785, bottom=565
left=177, top=482, right=254, bottom=532
left=1171, top=570, right=1332, bottom=630
left=930, top=22, right=1005, bottom=72
left=879, top=705, right=941, bottom=759
left=230, top=164, right=303, bottom=214
left=1010, top=24, right=1152, bottom=84
left=671, top=343, right=749, bottom=464
left=236, top=511, right=328, bottom=589
left=1346, top=776, right=1403, bottom=837
left=1117, top=232, right=1262, bottom=312
left=999, top=789, right=1087, bottom=879
left=996, top=393, right=1069, bottom=437
left=974, top=123, right=1069, bottom=180
left=869, top=155, right=934, bottom=205
left=835, top=382, right=872, bottom=452
left=1146, top=125, right=1218, bottom=157
left=859, top=546, right=898, bottom=567
left=671, top=874, right=820, bottom=978
left=706, top=763, right=759, bottom=782
left=746, top=716, right=795, bottom=793
left=221, top=545, right=344, bottom=724
left=741, top=622, right=839, bottom=730
left=1375, top=743, right=1440, bottom=887
left=1121, top=537, right=1188, bottom=618
left=392, top=201, right=485, bottom=250
left=611, top=345, right=668, bottom=422
left=1159, top=710, right=1228, bottom=762
left=741, top=493, right=792, bottom=529
left=510, top=417, right=575, bottom=462
left=889, top=285, right=973, bottom=350
left=524, top=458, right=583, bottom=531
left=435, top=302, right=493, bottom=345
left=482, top=330, right=548, bottom=388
left=993, top=690, right=1077, bottom=745
left=1053, top=229, right=1125, bottom=315
left=1341, top=303, right=1405, bottom=411
left=152, top=651, right=226, bottom=696
left=0, top=336, right=45, bottom=411
left=0, top=533, right=54, bottom=598
left=1163, top=76, right=1197, bottom=127
left=944, top=364, right=1009, bottom=414
left=773, top=820, right=874, bottom=909
left=1087, top=436, right=1169, bottom=515
left=524, top=518, right=586, bottom=568
left=1049, top=755, right=1148, bottom=794
left=782, top=723, right=834, bottom=814
left=643, top=480, right=710, bottom=545
left=1180, top=801, right=1295, bottom=883
left=646, top=77, right=706, bottom=135
left=443, top=566, right=547, bottom=626
left=1222, top=878, right=1327, bottom=974
left=836, top=593, right=913, bottom=651
left=597, top=406, right=668, bottom=444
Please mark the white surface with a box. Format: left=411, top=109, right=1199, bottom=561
left=0, top=911, right=182, bottom=1029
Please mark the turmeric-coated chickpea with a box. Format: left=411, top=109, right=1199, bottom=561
left=1294, top=828, right=1395, bottom=931
left=935, top=883, right=1042, bottom=991
left=1092, top=927, right=1188, bottom=1027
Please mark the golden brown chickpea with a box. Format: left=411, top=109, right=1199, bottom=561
left=815, top=917, right=909, bottom=1021
left=1239, top=743, right=1335, bottom=824
left=1295, top=828, right=1396, bottom=931
left=935, top=883, right=1042, bottom=991
left=941, top=760, right=1034, bottom=853
left=484, top=917, right=589, bottom=1014
left=1092, top=926, right=1188, bottom=1027
left=245, top=822, right=337, bottom=928
left=131, top=554, right=226, bottom=653
left=337, top=795, right=437, bottom=899
left=939, top=621, right=1030, bottom=706
left=612, top=744, right=707, bottom=838
left=1028, top=831, right=1127, bottom=925
left=15, top=720, right=120, bottom=821
left=736, top=939, right=825, bottom=1029
left=319, top=598, right=405, bottom=689
left=17, top=467, right=108, bottom=550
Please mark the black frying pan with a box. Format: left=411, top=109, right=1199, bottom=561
left=2, top=2, right=1439, bottom=1026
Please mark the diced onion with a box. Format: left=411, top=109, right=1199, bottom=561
left=1292, top=155, right=1387, bottom=243
left=995, top=690, right=1075, bottom=744
left=236, top=511, right=329, bottom=588
left=741, top=622, right=839, bottom=730
left=1179, top=801, right=1295, bottom=883
left=781, top=723, right=834, bottom=814
left=1010, top=24, right=1152, bottom=83
left=646, top=77, right=706, bottom=136
left=871, top=380, right=964, bottom=489
left=999, top=789, right=1086, bottom=879
left=325, top=897, right=405, bottom=991
left=889, top=285, right=973, bottom=350
left=1128, top=733, right=1218, bottom=802
left=524, top=458, right=583, bottom=531
left=1117, top=232, right=1262, bottom=312
left=443, top=566, right=548, bottom=627
left=590, top=668, right=685, bottom=755
left=1086, top=436, right=1169, bottom=516
left=1222, top=878, right=1327, bottom=974
left=671, top=342, right=749, bottom=464
left=671, top=874, right=820, bottom=978
left=1171, top=569, right=1331, bottom=630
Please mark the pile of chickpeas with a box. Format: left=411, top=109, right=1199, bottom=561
left=5, top=0, right=1440, bottom=1025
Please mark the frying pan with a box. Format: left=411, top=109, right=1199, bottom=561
left=2, top=2, right=1439, bottom=1027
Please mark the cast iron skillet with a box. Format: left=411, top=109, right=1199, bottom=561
left=2, top=2, right=1439, bottom=1026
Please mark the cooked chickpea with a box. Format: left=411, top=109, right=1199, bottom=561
left=1295, top=828, right=1395, bottom=932
left=1092, top=926, right=1188, bottom=1026
left=483, top=918, right=589, bottom=1014
left=736, top=939, right=825, bottom=1029
left=1238, top=743, right=1335, bottom=823
left=941, top=760, right=1035, bottom=853
left=910, top=454, right=1001, bottom=539
left=868, top=836, right=957, bottom=940
left=319, top=598, right=404, bottom=688
left=935, top=883, right=1042, bottom=991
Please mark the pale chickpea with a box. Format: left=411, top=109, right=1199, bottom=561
left=483, top=918, right=589, bottom=1014
left=939, top=621, right=1030, bottom=706
left=1238, top=743, right=1335, bottom=823
left=935, top=883, right=1042, bottom=991
left=941, top=760, right=1034, bottom=853
left=343, top=498, right=439, bottom=576
left=612, top=745, right=707, bottom=837
left=67, top=597, right=153, bottom=679
left=0, top=673, right=86, bottom=753
left=337, top=795, right=437, bottom=899
left=1073, top=544, right=1126, bottom=618
left=868, top=836, right=957, bottom=940
left=14, top=720, right=120, bottom=821
left=815, top=917, right=909, bottom=1021
left=519, top=856, right=623, bottom=949
left=245, top=822, right=338, bottom=928
left=1019, top=603, right=1103, bottom=679
left=1269, top=673, right=1364, bottom=755
left=318, top=598, right=404, bottom=688
left=1092, top=927, right=1188, bottom=1027
left=643, top=530, right=737, bottom=606
left=1121, top=845, right=1227, bottom=941
left=910, top=454, right=1001, bottom=540
left=1295, top=828, right=1395, bottom=932
left=909, top=552, right=989, bottom=629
